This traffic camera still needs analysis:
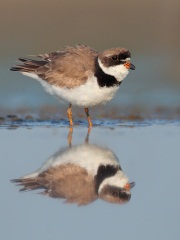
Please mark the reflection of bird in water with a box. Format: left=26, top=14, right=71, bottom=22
left=12, top=143, right=135, bottom=206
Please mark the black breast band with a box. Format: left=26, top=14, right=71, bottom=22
left=94, top=58, right=122, bottom=88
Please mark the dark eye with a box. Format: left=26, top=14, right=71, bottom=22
left=112, top=191, right=118, bottom=197
left=111, top=55, right=118, bottom=61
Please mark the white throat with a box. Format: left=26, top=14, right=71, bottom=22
left=98, top=58, right=129, bottom=82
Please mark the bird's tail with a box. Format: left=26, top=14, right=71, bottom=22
left=11, top=177, right=43, bottom=191
left=10, top=58, right=47, bottom=73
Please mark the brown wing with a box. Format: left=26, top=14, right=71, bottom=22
left=36, top=45, right=98, bottom=88
left=42, top=164, right=98, bottom=206
left=13, top=163, right=98, bottom=206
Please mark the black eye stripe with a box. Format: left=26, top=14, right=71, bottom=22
left=119, top=51, right=131, bottom=60
left=111, top=52, right=131, bottom=62
left=111, top=189, right=131, bottom=200
left=119, top=54, right=127, bottom=60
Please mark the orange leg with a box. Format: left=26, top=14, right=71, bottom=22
left=84, top=108, right=93, bottom=127
left=67, top=104, right=73, bottom=126
left=85, top=127, right=92, bottom=143
left=67, top=126, right=73, bottom=147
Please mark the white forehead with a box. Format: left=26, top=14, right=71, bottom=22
left=121, top=57, right=131, bottom=62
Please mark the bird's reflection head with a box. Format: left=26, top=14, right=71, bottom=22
left=95, top=164, right=135, bottom=204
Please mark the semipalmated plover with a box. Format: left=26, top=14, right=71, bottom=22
left=10, top=45, right=135, bottom=126
left=12, top=144, right=135, bottom=206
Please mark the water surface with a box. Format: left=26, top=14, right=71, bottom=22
left=1, top=123, right=180, bottom=240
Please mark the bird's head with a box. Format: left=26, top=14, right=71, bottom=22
left=98, top=48, right=135, bottom=82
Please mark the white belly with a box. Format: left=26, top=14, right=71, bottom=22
left=22, top=73, right=119, bottom=107
left=52, top=77, right=119, bottom=107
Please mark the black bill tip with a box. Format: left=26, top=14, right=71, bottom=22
left=130, top=182, right=136, bottom=189
left=130, top=63, right=135, bottom=70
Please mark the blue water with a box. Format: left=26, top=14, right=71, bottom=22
left=1, top=124, right=180, bottom=240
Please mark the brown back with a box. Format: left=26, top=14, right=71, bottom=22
left=36, top=45, right=98, bottom=88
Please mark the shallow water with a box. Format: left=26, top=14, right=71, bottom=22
left=1, top=123, right=180, bottom=240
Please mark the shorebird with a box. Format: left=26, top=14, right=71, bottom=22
left=10, top=45, right=135, bottom=126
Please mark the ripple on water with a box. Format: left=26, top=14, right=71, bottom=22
left=0, top=115, right=179, bottom=129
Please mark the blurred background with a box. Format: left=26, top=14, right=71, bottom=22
left=0, top=0, right=179, bottom=118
